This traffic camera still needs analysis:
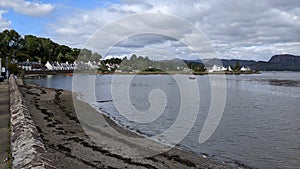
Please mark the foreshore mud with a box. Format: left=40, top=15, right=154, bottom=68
left=18, top=81, right=243, bottom=169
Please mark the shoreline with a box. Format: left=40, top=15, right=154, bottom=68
left=22, top=69, right=260, bottom=77
left=20, top=81, right=252, bottom=169
left=71, top=89, right=255, bottom=169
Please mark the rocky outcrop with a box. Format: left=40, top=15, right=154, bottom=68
left=249, top=54, right=300, bottom=71
left=268, top=54, right=300, bottom=64
left=9, top=76, right=56, bottom=169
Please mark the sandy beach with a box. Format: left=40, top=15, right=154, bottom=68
left=18, top=82, right=239, bottom=169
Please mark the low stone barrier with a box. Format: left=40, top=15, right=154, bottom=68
left=9, top=76, right=56, bottom=169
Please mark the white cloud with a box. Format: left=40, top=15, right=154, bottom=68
left=0, top=0, right=54, bottom=16
left=0, top=10, right=11, bottom=31
left=48, top=0, right=300, bottom=60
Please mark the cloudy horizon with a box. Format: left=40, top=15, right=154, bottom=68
left=0, top=0, right=299, bottom=61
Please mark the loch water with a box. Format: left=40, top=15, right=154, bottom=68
left=25, top=72, right=300, bottom=169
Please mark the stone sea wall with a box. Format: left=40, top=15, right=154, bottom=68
left=9, top=76, right=56, bottom=169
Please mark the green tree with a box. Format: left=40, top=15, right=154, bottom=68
left=1, top=29, right=22, bottom=59
left=15, top=53, right=30, bottom=62
left=8, top=63, right=21, bottom=75
left=69, top=48, right=80, bottom=59
left=64, top=53, right=76, bottom=63
left=130, top=54, right=137, bottom=60
left=55, top=45, right=71, bottom=55
left=192, top=64, right=205, bottom=72
left=57, top=52, right=64, bottom=62
left=39, top=38, right=55, bottom=63
left=91, top=52, right=102, bottom=62
left=234, top=61, right=241, bottom=71
left=2, top=29, right=22, bottom=49
left=24, top=35, right=41, bottom=58
left=78, top=48, right=92, bottom=62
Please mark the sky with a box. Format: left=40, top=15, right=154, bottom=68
left=0, top=0, right=299, bottom=61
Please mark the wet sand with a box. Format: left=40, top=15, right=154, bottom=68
left=19, top=83, right=238, bottom=169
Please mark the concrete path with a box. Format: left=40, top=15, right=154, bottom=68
left=0, top=81, right=10, bottom=169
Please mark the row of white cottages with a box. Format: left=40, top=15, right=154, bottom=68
left=44, top=61, right=119, bottom=71
left=18, top=61, right=250, bottom=72
left=207, top=65, right=251, bottom=72
left=18, top=61, right=119, bottom=71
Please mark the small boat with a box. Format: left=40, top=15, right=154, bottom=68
left=189, top=76, right=195, bottom=80
left=66, top=73, right=73, bottom=76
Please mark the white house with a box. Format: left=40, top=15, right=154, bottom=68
left=45, top=61, right=53, bottom=70
left=208, top=65, right=227, bottom=72
left=22, top=65, right=32, bottom=70
left=240, top=66, right=251, bottom=71
left=18, top=61, right=45, bottom=71
left=45, top=61, right=77, bottom=70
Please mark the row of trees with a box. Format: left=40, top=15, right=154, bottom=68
left=2, top=29, right=241, bottom=74
left=105, top=54, right=205, bottom=72
left=0, top=29, right=102, bottom=64
left=110, top=54, right=242, bottom=73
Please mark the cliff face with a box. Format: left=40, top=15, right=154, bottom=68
left=167, top=54, right=300, bottom=71
left=248, top=54, right=300, bottom=71
left=268, top=54, right=300, bottom=64
left=265, top=54, right=300, bottom=71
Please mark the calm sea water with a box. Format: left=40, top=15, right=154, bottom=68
left=25, top=72, right=300, bottom=169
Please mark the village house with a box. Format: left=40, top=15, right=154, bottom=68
left=207, top=65, right=250, bottom=72
left=45, top=61, right=76, bottom=70
left=207, top=65, right=227, bottom=72
left=240, top=66, right=251, bottom=71
left=18, top=61, right=46, bottom=71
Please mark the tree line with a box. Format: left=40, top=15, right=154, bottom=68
left=0, top=29, right=102, bottom=64
left=110, top=54, right=205, bottom=72
left=0, top=29, right=213, bottom=74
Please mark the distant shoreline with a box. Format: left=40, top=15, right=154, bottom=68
left=22, top=69, right=261, bottom=77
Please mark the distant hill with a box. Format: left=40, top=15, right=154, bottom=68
left=204, top=59, right=257, bottom=68
left=164, top=54, right=300, bottom=71
left=180, top=58, right=256, bottom=67
left=251, top=54, right=300, bottom=71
